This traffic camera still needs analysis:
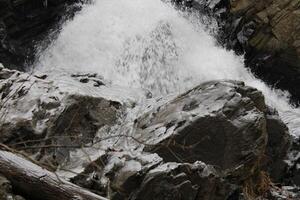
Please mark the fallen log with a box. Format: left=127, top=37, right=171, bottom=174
left=0, top=150, right=108, bottom=200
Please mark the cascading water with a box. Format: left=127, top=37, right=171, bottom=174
left=33, top=0, right=300, bottom=137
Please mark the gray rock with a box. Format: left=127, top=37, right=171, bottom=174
left=135, top=80, right=268, bottom=183
left=267, top=186, right=300, bottom=200
left=71, top=150, right=238, bottom=200
left=130, top=162, right=238, bottom=200
left=220, top=0, right=300, bottom=103
left=71, top=151, right=163, bottom=199
left=0, top=67, right=123, bottom=167
left=0, top=69, right=293, bottom=199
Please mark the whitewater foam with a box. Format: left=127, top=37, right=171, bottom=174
left=33, top=0, right=300, bottom=136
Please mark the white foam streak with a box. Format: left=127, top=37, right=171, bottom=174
left=34, top=0, right=300, bottom=136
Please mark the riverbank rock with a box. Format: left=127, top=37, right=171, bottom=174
left=130, top=161, right=237, bottom=200
left=70, top=150, right=238, bottom=200
left=0, top=67, right=124, bottom=167
left=0, top=0, right=86, bottom=70
left=0, top=67, right=294, bottom=199
left=134, top=80, right=292, bottom=190
left=135, top=80, right=269, bottom=183
left=264, top=108, right=291, bottom=183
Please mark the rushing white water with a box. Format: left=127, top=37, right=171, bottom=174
left=34, top=0, right=300, bottom=136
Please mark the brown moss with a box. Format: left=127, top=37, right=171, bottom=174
left=242, top=171, right=272, bottom=200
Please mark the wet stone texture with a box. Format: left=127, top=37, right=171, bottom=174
left=0, top=67, right=123, bottom=168
left=0, top=67, right=295, bottom=199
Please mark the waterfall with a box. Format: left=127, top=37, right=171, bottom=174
left=33, top=0, right=300, bottom=137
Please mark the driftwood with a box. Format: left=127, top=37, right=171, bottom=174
left=0, top=150, right=108, bottom=200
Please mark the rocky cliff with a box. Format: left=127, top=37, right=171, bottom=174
left=222, top=0, right=300, bottom=105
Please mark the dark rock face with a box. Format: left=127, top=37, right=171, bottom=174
left=71, top=151, right=238, bottom=200
left=0, top=0, right=85, bottom=70
left=130, top=162, right=237, bottom=200
left=218, top=0, right=300, bottom=104
left=135, top=80, right=269, bottom=183
left=171, top=0, right=300, bottom=190
left=0, top=175, right=26, bottom=200
left=264, top=108, right=291, bottom=183
left=134, top=80, right=296, bottom=196
left=227, top=0, right=300, bottom=105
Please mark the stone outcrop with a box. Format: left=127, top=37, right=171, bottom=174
left=135, top=80, right=281, bottom=183
left=171, top=0, right=300, bottom=190
left=215, top=0, right=300, bottom=104
left=130, top=161, right=237, bottom=200
left=0, top=67, right=294, bottom=199
left=0, top=0, right=85, bottom=70
left=0, top=66, right=123, bottom=167
left=69, top=80, right=292, bottom=199
left=71, top=150, right=239, bottom=200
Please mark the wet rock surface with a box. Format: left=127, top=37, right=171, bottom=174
left=264, top=108, right=291, bottom=183
left=0, top=0, right=86, bottom=70
left=0, top=67, right=123, bottom=168
left=0, top=67, right=297, bottom=199
left=135, top=81, right=268, bottom=182
left=67, top=80, right=293, bottom=199
left=70, top=150, right=239, bottom=200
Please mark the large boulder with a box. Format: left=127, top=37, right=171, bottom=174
left=56, top=80, right=291, bottom=199
left=134, top=80, right=291, bottom=186
left=135, top=80, right=269, bottom=183
left=71, top=151, right=164, bottom=199
left=130, top=162, right=237, bottom=200
left=0, top=66, right=124, bottom=167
